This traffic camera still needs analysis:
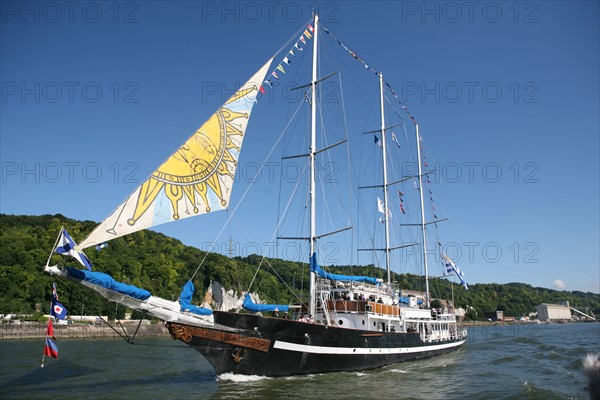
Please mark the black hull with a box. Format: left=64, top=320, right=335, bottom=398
left=167, top=311, right=465, bottom=377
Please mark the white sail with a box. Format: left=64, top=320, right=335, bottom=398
left=80, top=59, right=273, bottom=249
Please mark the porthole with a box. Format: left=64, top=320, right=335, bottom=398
left=338, top=320, right=344, bottom=326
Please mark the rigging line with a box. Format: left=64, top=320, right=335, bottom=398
left=338, top=71, right=356, bottom=266
left=244, top=157, right=309, bottom=295
left=190, top=96, right=307, bottom=282
left=226, top=213, right=242, bottom=294
left=321, top=23, right=418, bottom=125
left=317, top=91, right=350, bottom=236
left=357, top=90, right=380, bottom=186
left=266, top=261, right=309, bottom=307
left=323, top=73, right=354, bottom=230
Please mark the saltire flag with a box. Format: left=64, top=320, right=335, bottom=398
left=44, top=338, right=59, bottom=359
left=95, top=242, right=108, bottom=251
left=391, top=132, right=400, bottom=148
left=377, top=197, right=385, bottom=214
left=443, top=253, right=468, bottom=290
left=55, top=229, right=92, bottom=271
left=52, top=282, right=59, bottom=301
left=51, top=297, right=68, bottom=320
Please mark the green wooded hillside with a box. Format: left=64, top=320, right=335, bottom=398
left=1, top=214, right=598, bottom=319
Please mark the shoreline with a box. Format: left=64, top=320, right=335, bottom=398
left=0, top=322, right=168, bottom=341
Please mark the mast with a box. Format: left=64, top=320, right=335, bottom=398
left=309, top=13, right=319, bottom=318
left=416, top=124, right=430, bottom=307
left=379, top=73, right=391, bottom=288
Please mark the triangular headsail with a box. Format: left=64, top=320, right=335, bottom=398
left=81, top=59, right=274, bottom=249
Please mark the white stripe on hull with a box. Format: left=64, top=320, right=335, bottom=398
left=273, top=339, right=465, bottom=355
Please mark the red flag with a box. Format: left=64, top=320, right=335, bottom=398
left=47, top=319, right=55, bottom=340
left=259, top=85, right=265, bottom=94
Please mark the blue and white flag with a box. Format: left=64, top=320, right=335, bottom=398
left=95, top=243, right=108, bottom=251
left=374, top=135, right=382, bottom=147
left=50, top=297, right=68, bottom=320
left=377, top=197, right=385, bottom=214
left=443, top=253, right=468, bottom=290
left=391, top=132, right=400, bottom=148
left=55, top=229, right=92, bottom=270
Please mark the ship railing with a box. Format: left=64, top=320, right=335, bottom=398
left=322, top=300, right=401, bottom=318
left=367, top=301, right=400, bottom=317
left=325, top=300, right=366, bottom=314
left=419, top=323, right=467, bottom=342
left=320, top=292, right=332, bottom=323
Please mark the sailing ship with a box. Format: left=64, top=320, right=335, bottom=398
left=44, top=13, right=467, bottom=376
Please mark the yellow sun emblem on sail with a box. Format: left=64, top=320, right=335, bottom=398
left=126, top=86, right=258, bottom=226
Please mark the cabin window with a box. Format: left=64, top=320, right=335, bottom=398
left=373, top=321, right=376, bottom=327
left=362, top=320, right=365, bottom=325
left=338, top=320, right=344, bottom=326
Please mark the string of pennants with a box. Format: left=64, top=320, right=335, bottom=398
left=322, top=26, right=418, bottom=125
left=419, top=135, right=440, bottom=226
left=266, top=22, right=432, bottom=225
left=380, top=135, right=439, bottom=225
left=260, top=24, right=315, bottom=93
left=320, top=24, right=433, bottom=223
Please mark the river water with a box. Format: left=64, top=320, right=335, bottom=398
left=1, top=323, right=598, bottom=399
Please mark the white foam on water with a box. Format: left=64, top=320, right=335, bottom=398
left=388, top=369, right=409, bottom=374
left=217, top=373, right=271, bottom=382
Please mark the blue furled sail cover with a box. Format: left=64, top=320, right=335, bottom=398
left=65, top=267, right=151, bottom=300
left=399, top=297, right=424, bottom=305
left=310, top=253, right=380, bottom=285
left=179, top=281, right=213, bottom=315
left=242, top=294, right=289, bottom=313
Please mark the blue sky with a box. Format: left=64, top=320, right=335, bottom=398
left=1, top=1, right=598, bottom=293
